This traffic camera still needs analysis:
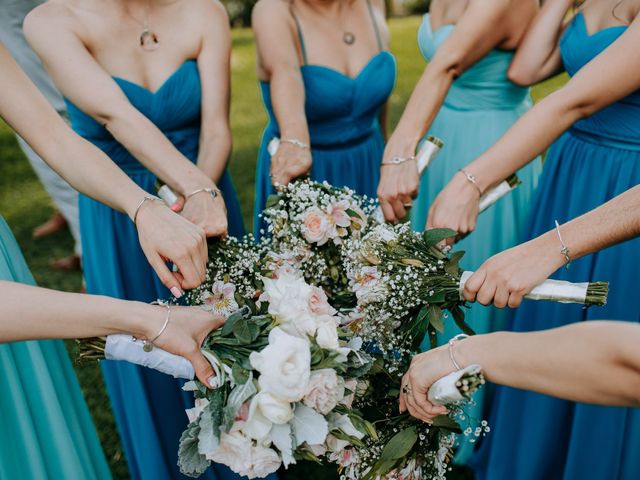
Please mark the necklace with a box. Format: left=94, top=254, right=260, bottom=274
left=125, top=1, right=159, bottom=51
left=342, top=31, right=355, bottom=45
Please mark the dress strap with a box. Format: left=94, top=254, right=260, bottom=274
left=289, top=6, right=309, bottom=65
left=366, top=0, right=384, bottom=52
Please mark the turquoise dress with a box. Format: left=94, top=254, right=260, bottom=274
left=0, top=217, right=110, bottom=479
left=472, top=13, right=640, bottom=480
left=253, top=4, right=396, bottom=236
left=412, top=14, right=541, bottom=462
left=66, top=60, right=250, bottom=480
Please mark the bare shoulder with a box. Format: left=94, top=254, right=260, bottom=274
left=252, top=0, right=293, bottom=30
left=24, top=1, right=79, bottom=39
left=367, top=0, right=390, bottom=46
left=189, top=0, right=229, bottom=23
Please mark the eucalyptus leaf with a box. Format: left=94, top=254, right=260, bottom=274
left=428, top=305, right=444, bottom=333
left=432, top=415, right=463, bottom=433
left=379, top=426, right=418, bottom=461
left=422, top=228, right=457, bottom=248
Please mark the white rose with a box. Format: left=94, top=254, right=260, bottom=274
left=315, top=316, right=340, bottom=350
left=250, top=327, right=311, bottom=402
left=254, top=392, right=294, bottom=424
left=303, top=369, right=345, bottom=415
left=301, top=207, right=332, bottom=245
left=251, top=445, right=281, bottom=479
left=208, top=429, right=253, bottom=476
left=262, top=273, right=314, bottom=326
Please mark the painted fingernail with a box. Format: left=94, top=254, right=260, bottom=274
left=207, top=376, right=217, bottom=388
left=170, top=286, right=183, bottom=298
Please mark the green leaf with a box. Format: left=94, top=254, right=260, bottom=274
left=428, top=305, right=444, bottom=333
left=231, top=362, right=250, bottom=385
left=445, top=250, right=465, bottom=275
left=178, top=422, right=210, bottom=478
left=432, top=415, right=462, bottom=433
left=379, top=426, right=418, bottom=462
left=264, top=194, right=281, bottom=209
left=221, top=306, right=250, bottom=336
left=422, top=228, right=457, bottom=248
left=451, top=306, right=475, bottom=336
left=233, top=319, right=253, bottom=344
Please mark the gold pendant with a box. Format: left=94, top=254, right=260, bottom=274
left=140, top=29, right=159, bottom=51
left=143, top=341, right=154, bottom=352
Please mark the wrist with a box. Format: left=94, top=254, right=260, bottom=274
left=385, top=136, right=419, bottom=160
left=174, top=170, right=217, bottom=197
left=531, top=230, right=569, bottom=272
left=114, top=301, right=157, bottom=339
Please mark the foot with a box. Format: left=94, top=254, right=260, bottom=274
left=32, top=212, right=68, bottom=238
left=49, top=255, right=82, bottom=271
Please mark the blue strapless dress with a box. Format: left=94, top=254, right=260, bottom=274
left=413, top=14, right=542, bottom=463
left=253, top=51, right=396, bottom=236
left=0, top=217, right=110, bottom=479
left=472, top=13, right=640, bottom=480
left=67, top=60, right=250, bottom=480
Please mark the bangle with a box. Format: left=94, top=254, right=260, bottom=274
left=554, top=220, right=572, bottom=268
left=132, top=195, right=161, bottom=224
left=139, top=302, right=171, bottom=353
left=280, top=138, right=310, bottom=150
left=459, top=168, right=483, bottom=196
left=381, top=155, right=416, bottom=166
left=186, top=187, right=221, bottom=201
left=448, top=333, right=468, bottom=370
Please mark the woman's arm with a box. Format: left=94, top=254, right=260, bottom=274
left=252, top=0, right=312, bottom=187
left=402, top=322, right=640, bottom=424
left=463, top=185, right=640, bottom=308
left=0, top=42, right=207, bottom=293
left=507, top=0, right=572, bottom=85
left=0, top=281, right=224, bottom=387
left=427, top=12, right=640, bottom=236
left=195, top=1, right=232, bottom=185
left=377, top=0, right=514, bottom=223
left=23, top=4, right=227, bottom=237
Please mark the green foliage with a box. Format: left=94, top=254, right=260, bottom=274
left=0, top=16, right=567, bottom=479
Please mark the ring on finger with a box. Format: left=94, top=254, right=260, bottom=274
left=402, top=384, right=413, bottom=396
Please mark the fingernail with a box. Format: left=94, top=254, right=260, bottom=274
left=171, top=286, right=183, bottom=298
left=207, top=376, right=217, bottom=388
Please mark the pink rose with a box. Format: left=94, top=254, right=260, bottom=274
left=308, top=286, right=336, bottom=316
left=302, top=208, right=331, bottom=245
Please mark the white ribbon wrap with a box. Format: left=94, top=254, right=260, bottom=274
left=478, top=180, right=514, bottom=213
left=428, top=364, right=483, bottom=405
left=459, top=271, right=588, bottom=304
left=416, top=139, right=442, bottom=175
left=105, top=334, right=195, bottom=380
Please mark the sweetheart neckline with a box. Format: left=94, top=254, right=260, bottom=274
left=111, top=59, right=196, bottom=94
left=299, top=51, right=394, bottom=81
left=577, top=11, right=627, bottom=38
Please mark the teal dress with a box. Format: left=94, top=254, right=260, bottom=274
left=412, top=14, right=541, bottom=462
left=472, top=14, right=640, bottom=480
left=253, top=2, right=397, bottom=237
left=66, top=60, right=251, bottom=480
left=0, top=217, right=110, bottom=479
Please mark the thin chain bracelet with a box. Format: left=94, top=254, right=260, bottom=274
left=554, top=220, right=572, bottom=268
left=382, top=155, right=416, bottom=166
left=280, top=138, right=310, bottom=150
left=459, top=168, right=483, bottom=196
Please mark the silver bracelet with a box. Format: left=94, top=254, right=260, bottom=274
left=132, top=195, right=161, bottom=224
left=554, top=220, right=572, bottom=268
left=141, top=302, right=171, bottom=353
left=381, top=155, right=416, bottom=166
left=448, top=333, right=469, bottom=370
left=280, top=138, right=310, bottom=150
left=459, top=168, right=483, bottom=196
left=186, top=187, right=221, bottom=201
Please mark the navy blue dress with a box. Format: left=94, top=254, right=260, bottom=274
left=67, top=60, right=252, bottom=480
left=472, top=13, right=640, bottom=480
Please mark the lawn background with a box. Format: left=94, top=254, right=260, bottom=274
left=0, top=16, right=565, bottom=479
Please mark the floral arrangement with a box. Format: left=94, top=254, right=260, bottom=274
left=81, top=179, right=608, bottom=480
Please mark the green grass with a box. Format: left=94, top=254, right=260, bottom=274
left=0, top=16, right=565, bottom=480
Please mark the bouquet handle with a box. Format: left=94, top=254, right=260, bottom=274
left=427, top=364, right=483, bottom=406
left=459, top=271, right=608, bottom=306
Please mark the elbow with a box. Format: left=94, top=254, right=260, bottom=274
left=93, top=102, right=137, bottom=134
left=506, top=64, right=538, bottom=87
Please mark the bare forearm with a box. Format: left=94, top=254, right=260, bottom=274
left=0, top=282, right=149, bottom=342
left=457, top=323, right=640, bottom=406
left=469, top=89, right=582, bottom=191
left=197, top=129, right=231, bottom=183
left=270, top=67, right=310, bottom=142
left=104, top=107, right=216, bottom=194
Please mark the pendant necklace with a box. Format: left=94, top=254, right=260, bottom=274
left=343, top=31, right=355, bottom=45
left=126, top=1, right=159, bottom=51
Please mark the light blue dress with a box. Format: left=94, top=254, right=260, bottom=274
left=412, top=14, right=542, bottom=463
left=472, top=13, right=640, bottom=480
left=66, top=60, right=254, bottom=480
left=253, top=2, right=397, bottom=236
left=0, top=217, right=110, bottom=479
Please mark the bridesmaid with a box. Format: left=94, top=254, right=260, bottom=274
left=0, top=40, right=213, bottom=479
left=376, top=0, right=540, bottom=462
left=24, top=1, right=249, bottom=479
left=427, top=1, right=640, bottom=478
left=252, top=0, right=396, bottom=236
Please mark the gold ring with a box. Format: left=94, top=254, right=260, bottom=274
left=401, top=385, right=412, bottom=396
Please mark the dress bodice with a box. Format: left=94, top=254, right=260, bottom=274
left=561, top=12, right=640, bottom=148
left=65, top=60, right=201, bottom=173
left=417, top=14, right=530, bottom=110
left=260, top=51, right=396, bottom=148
